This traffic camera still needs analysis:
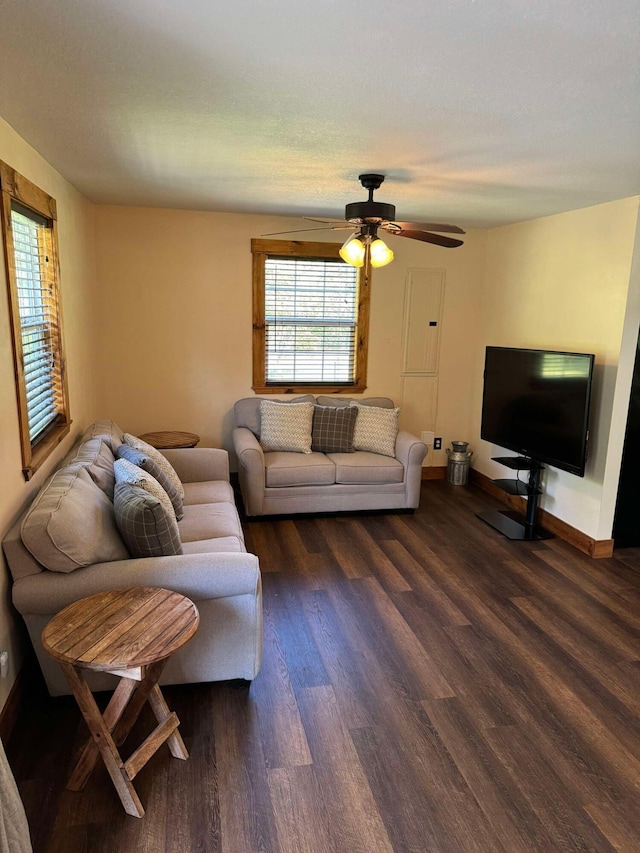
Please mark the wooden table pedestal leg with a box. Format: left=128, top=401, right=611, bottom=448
left=62, top=663, right=145, bottom=818
left=68, top=675, right=138, bottom=792
left=148, top=683, right=189, bottom=759
left=62, top=659, right=189, bottom=818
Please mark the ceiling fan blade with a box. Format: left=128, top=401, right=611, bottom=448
left=390, top=229, right=464, bottom=248
left=385, top=221, right=466, bottom=234
left=261, top=225, right=338, bottom=236
left=303, top=216, right=349, bottom=225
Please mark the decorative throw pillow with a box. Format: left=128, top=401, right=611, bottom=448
left=311, top=404, right=357, bottom=453
left=114, top=458, right=177, bottom=522
left=116, top=444, right=183, bottom=520
left=113, top=480, right=182, bottom=558
left=351, top=403, right=400, bottom=457
left=21, top=465, right=129, bottom=573
left=85, top=441, right=117, bottom=500
left=259, top=401, right=314, bottom=453
left=122, top=433, right=185, bottom=500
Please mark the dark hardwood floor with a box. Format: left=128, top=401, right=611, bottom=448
left=7, top=481, right=640, bottom=852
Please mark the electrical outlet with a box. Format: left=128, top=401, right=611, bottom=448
left=421, top=431, right=435, bottom=445
left=434, top=437, right=442, bottom=450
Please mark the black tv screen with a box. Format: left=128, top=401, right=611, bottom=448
left=480, top=347, right=595, bottom=476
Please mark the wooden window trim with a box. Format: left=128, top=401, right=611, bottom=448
left=251, top=238, right=370, bottom=394
left=0, top=162, right=71, bottom=480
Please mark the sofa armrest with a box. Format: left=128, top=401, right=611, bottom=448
left=232, top=427, right=265, bottom=516
left=160, top=447, right=230, bottom=484
left=13, top=552, right=260, bottom=616
left=395, top=431, right=428, bottom=509
left=395, top=430, right=428, bottom=467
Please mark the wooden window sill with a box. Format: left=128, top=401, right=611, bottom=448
left=252, top=385, right=367, bottom=395
left=23, top=420, right=72, bottom=480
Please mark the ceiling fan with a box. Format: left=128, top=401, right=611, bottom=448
left=263, top=173, right=465, bottom=268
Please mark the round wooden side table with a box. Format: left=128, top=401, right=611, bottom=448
left=137, top=430, right=200, bottom=449
left=42, top=587, right=199, bottom=818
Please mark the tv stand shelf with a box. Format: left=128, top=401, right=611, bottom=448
left=492, top=478, right=542, bottom=497
left=476, top=458, right=553, bottom=542
left=491, top=456, right=542, bottom=471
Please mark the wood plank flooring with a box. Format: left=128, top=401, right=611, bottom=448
left=7, top=481, right=640, bottom=852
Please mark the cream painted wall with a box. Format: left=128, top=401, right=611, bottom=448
left=471, top=197, right=640, bottom=541
left=2, top=121, right=636, bottom=718
left=93, top=207, right=486, bottom=466
left=0, top=118, right=98, bottom=713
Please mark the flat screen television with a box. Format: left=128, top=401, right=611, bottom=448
left=480, top=346, right=595, bottom=477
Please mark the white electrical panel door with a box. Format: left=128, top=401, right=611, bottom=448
left=402, top=269, right=445, bottom=375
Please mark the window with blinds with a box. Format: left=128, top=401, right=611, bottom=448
left=265, top=257, right=358, bottom=383
left=252, top=239, right=370, bottom=394
left=11, top=203, right=62, bottom=441
left=1, top=162, right=71, bottom=479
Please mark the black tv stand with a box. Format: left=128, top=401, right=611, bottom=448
left=476, top=457, right=553, bottom=541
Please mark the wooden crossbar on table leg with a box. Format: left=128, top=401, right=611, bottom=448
left=124, top=713, right=181, bottom=779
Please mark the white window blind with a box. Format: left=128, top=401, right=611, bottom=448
left=265, top=256, right=359, bottom=384
left=10, top=203, right=63, bottom=443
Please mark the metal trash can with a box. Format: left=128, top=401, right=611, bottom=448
left=446, top=441, right=473, bottom=485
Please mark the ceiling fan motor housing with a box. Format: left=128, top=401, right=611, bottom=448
left=345, top=201, right=396, bottom=224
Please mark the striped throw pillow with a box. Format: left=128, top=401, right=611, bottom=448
left=351, top=403, right=400, bottom=457
left=114, top=458, right=176, bottom=521
left=259, top=401, right=314, bottom=454
left=123, top=433, right=185, bottom=500
left=116, top=444, right=183, bottom=520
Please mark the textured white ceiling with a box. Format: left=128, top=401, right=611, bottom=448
left=0, top=0, right=638, bottom=227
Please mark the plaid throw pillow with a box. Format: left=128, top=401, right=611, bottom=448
left=116, top=444, right=184, bottom=520
left=311, top=404, right=357, bottom=453
left=113, top=481, right=182, bottom=558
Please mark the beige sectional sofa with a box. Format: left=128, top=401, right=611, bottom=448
left=233, top=395, right=428, bottom=516
left=2, top=420, right=262, bottom=696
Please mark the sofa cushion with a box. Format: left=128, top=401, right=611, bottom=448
left=264, top=452, right=336, bottom=487
left=351, top=403, right=400, bottom=457
left=178, top=503, right=245, bottom=545
left=311, top=404, right=357, bottom=453
left=21, top=465, right=129, bottom=573
left=82, top=419, right=125, bottom=455
left=181, top=536, right=245, bottom=554
left=259, top=401, right=314, bottom=453
left=328, top=452, right=404, bottom=485
left=114, top=458, right=177, bottom=521
left=68, top=437, right=116, bottom=499
left=182, top=480, right=236, bottom=506
left=234, top=395, right=315, bottom=436
left=116, top=444, right=184, bottom=520
left=123, top=433, right=185, bottom=500
left=113, top=481, right=182, bottom=558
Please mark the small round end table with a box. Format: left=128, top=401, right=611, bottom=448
left=137, top=431, right=200, bottom=449
left=42, top=587, right=199, bottom=818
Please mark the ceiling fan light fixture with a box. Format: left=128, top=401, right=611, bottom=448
left=339, top=234, right=366, bottom=267
left=369, top=237, right=394, bottom=268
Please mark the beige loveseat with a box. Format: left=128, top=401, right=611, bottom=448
left=233, top=396, right=428, bottom=516
left=2, top=420, right=262, bottom=696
